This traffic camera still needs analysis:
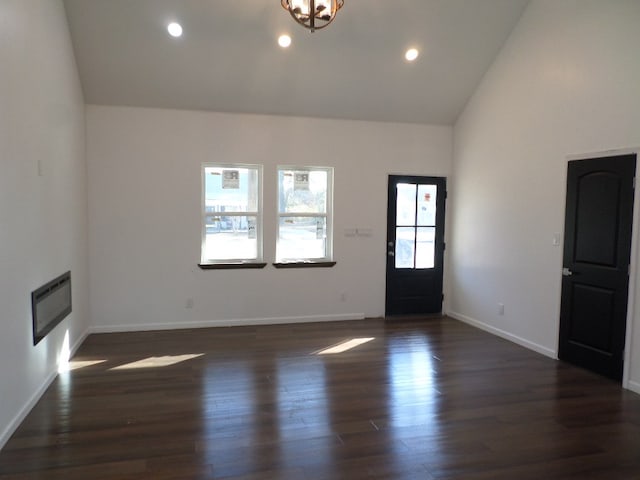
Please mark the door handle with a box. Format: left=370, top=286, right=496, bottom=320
left=388, top=251, right=395, bottom=257
left=562, top=267, right=573, bottom=276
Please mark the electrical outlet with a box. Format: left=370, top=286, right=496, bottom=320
left=498, top=303, right=504, bottom=316
left=185, top=298, right=194, bottom=309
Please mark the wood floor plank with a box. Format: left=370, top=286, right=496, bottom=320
left=1, top=316, right=639, bottom=479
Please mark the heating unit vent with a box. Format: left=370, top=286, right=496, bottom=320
left=32, top=271, right=72, bottom=345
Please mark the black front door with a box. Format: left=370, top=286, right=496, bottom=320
left=385, top=175, right=446, bottom=316
left=559, top=154, right=636, bottom=381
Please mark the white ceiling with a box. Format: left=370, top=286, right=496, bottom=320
left=63, top=0, right=529, bottom=125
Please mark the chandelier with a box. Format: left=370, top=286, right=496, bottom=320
left=281, top=0, right=345, bottom=32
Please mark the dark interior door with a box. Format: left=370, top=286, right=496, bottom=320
left=559, top=154, right=636, bottom=381
left=386, top=175, right=446, bottom=316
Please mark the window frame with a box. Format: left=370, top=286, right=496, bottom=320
left=276, top=165, right=334, bottom=264
left=200, top=163, right=264, bottom=266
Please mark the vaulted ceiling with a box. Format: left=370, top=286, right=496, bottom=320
left=63, top=0, right=529, bottom=125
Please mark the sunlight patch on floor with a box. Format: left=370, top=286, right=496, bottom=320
left=67, top=360, right=108, bottom=371
left=111, top=354, right=204, bottom=370
left=314, top=337, right=375, bottom=355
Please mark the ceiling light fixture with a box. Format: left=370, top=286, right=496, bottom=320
left=281, top=0, right=344, bottom=33
left=278, top=34, right=292, bottom=48
left=405, top=48, right=419, bottom=62
left=167, top=22, right=183, bottom=38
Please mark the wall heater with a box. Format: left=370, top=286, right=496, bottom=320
left=31, top=271, right=71, bottom=345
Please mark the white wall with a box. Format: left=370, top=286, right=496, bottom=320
left=0, top=0, right=88, bottom=448
left=450, top=0, right=640, bottom=391
left=86, top=106, right=452, bottom=331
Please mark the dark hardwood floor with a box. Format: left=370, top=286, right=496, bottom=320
left=1, top=317, right=639, bottom=479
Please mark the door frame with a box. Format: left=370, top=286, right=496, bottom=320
left=562, top=148, right=640, bottom=391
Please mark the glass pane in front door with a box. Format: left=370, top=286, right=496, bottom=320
left=395, top=227, right=416, bottom=268
left=396, top=184, right=417, bottom=225
left=416, top=227, right=436, bottom=268
left=417, top=184, right=437, bottom=226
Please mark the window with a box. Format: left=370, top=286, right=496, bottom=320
left=201, top=164, right=262, bottom=265
left=395, top=183, right=438, bottom=269
left=277, top=166, right=333, bottom=263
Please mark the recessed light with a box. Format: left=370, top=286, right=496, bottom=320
left=278, top=34, right=292, bottom=48
left=405, top=48, right=419, bottom=62
left=167, top=22, right=183, bottom=38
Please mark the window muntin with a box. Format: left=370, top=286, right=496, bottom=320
left=201, top=164, right=262, bottom=264
left=277, top=167, right=333, bottom=262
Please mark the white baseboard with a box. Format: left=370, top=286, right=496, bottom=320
left=89, top=313, right=366, bottom=334
left=0, top=370, right=57, bottom=452
left=0, top=326, right=90, bottom=451
left=447, top=311, right=557, bottom=359
left=628, top=380, right=640, bottom=395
